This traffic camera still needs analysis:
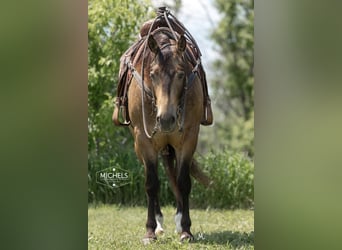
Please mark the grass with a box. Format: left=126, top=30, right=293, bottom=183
left=88, top=205, right=254, bottom=249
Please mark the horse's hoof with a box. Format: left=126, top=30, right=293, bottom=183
left=142, top=232, right=157, bottom=245
left=142, top=236, right=156, bottom=245
left=180, top=232, right=194, bottom=242
left=155, top=228, right=164, bottom=235
left=142, top=238, right=153, bottom=245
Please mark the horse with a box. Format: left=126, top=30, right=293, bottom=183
left=113, top=11, right=212, bottom=243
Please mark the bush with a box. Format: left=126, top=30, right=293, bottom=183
left=88, top=148, right=254, bottom=209
left=88, top=0, right=152, bottom=204
left=191, top=150, right=254, bottom=209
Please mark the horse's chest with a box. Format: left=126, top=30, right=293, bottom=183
left=151, top=133, right=183, bottom=151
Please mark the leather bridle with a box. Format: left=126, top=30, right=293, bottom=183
left=126, top=9, right=202, bottom=138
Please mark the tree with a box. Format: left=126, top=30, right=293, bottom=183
left=88, top=0, right=152, bottom=202
left=203, top=0, right=254, bottom=156
left=212, top=0, right=254, bottom=119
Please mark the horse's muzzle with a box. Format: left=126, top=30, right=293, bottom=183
left=156, top=113, right=176, bottom=133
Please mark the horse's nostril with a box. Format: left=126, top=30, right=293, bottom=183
left=157, top=114, right=176, bottom=132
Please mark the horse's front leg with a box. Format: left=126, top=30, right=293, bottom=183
left=175, top=156, right=194, bottom=241
left=133, top=130, right=160, bottom=244
left=143, top=157, right=160, bottom=243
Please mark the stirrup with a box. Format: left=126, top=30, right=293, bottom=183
left=112, top=98, right=131, bottom=126
left=201, top=102, right=213, bottom=126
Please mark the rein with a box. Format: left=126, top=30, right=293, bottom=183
left=127, top=8, right=202, bottom=139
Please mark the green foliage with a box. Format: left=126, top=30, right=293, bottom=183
left=88, top=150, right=254, bottom=208
left=204, top=0, right=254, bottom=156
left=212, top=0, right=254, bottom=119
left=191, top=150, right=254, bottom=209
left=88, top=0, right=152, bottom=203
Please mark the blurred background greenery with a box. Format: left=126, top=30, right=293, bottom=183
left=88, top=0, right=254, bottom=208
left=2, top=0, right=342, bottom=249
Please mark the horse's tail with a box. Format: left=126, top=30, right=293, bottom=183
left=190, top=159, right=211, bottom=188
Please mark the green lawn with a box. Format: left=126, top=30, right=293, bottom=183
left=88, top=205, right=254, bottom=249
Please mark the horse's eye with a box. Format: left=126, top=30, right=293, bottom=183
left=177, top=71, right=185, bottom=79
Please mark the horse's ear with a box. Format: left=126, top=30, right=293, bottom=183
left=148, top=35, right=159, bottom=54
left=177, top=35, right=186, bottom=52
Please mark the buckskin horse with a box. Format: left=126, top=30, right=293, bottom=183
left=112, top=8, right=213, bottom=243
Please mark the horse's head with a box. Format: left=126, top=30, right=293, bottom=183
left=147, top=33, right=187, bottom=133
